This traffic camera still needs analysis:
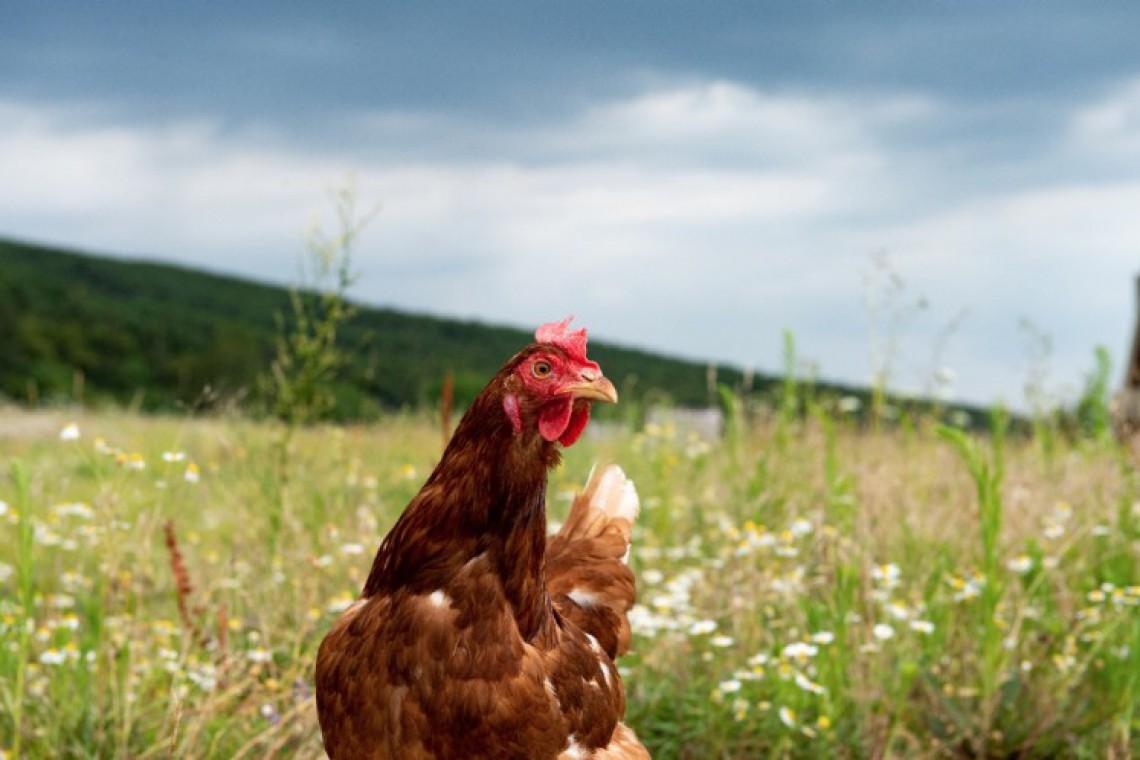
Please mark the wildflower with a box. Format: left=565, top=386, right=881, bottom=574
left=746, top=530, right=776, bottom=550
left=1088, top=589, right=1106, bottom=604
left=817, top=715, right=831, bottom=730
left=162, top=451, right=186, bottom=463
left=733, top=667, right=762, bottom=682
left=782, top=641, right=819, bottom=661
left=1043, top=502, right=1072, bottom=540
left=810, top=631, right=835, bottom=645
left=0, top=500, right=7, bottom=518
left=718, top=678, right=742, bottom=694
left=126, top=453, right=146, bottom=471
left=40, top=649, right=66, bottom=666
left=1091, top=524, right=1111, bottom=537
left=152, top=619, right=179, bottom=638
left=789, top=519, right=813, bottom=537
left=247, top=647, right=273, bottom=664
left=260, top=702, right=281, bottom=725
left=641, top=569, right=664, bottom=585
left=683, top=433, right=712, bottom=460
left=838, top=396, right=861, bottom=413
left=732, top=697, right=749, bottom=721
left=401, top=464, right=417, bottom=480
left=1007, top=554, right=1033, bottom=574
left=710, top=635, right=735, bottom=648
left=93, top=437, right=113, bottom=454
left=188, top=663, right=218, bottom=691
left=886, top=601, right=911, bottom=621
left=873, top=623, right=895, bottom=641
left=770, top=567, right=805, bottom=594
left=184, top=463, right=201, bottom=483
left=871, top=563, right=901, bottom=589
left=61, top=571, right=92, bottom=590
left=54, top=502, right=95, bottom=520
left=0, top=563, right=11, bottom=583
left=327, top=591, right=355, bottom=613
left=59, top=423, right=80, bottom=441
left=794, top=673, right=827, bottom=695
left=34, top=524, right=63, bottom=547
left=778, top=706, right=797, bottom=728
left=48, top=594, right=76, bottom=610
left=746, top=652, right=770, bottom=667
left=949, top=573, right=984, bottom=602
left=688, top=619, right=717, bottom=636
left=340, top=543, right=366, bottom=556
left=910, top=620, right=935, bottom=635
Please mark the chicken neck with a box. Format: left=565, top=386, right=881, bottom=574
left=362, top=383, right=561, bottom=644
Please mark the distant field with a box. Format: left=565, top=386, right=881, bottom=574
left=1, top=405, right=1137, bottom=758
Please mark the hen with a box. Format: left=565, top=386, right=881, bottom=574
left=316, top=318, right=649, bottom=760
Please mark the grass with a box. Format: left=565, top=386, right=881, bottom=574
left=0, top=401, right=1138, bottom=758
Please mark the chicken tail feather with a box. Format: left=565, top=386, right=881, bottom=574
left=547, top=465, right=640, bottom=657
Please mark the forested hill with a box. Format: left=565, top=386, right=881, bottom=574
left=1, top=237, right=792, bottom=418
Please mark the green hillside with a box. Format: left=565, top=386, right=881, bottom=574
left=0, top=238, right=786, bottom=417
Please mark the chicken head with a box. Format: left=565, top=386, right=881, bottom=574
left=501, top=316, right=617, bottom=446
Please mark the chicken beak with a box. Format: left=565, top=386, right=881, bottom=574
left=565, top=373, right=618, bottom=404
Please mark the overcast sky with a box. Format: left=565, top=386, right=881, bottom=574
left=4, top=2, right=1140, bottom=409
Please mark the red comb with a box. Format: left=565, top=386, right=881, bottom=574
left=535, top=316, right=593, bottom=365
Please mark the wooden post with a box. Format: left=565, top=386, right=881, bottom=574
left=441, top=370, right=454, bottom=450
left=1127, top=275, right=1140, bottom=389
left=1112, top=275, right=1140, bottom=447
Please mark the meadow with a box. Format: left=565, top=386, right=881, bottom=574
left=1, top=398, right=1138, bottom=758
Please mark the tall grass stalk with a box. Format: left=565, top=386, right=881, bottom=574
left=937, top=409, right=1008, bottom=752
left=8, top=461, right=34, bottom=759
left=263, top=184, right=372, bottom=554
left=775, top=330, right=798, bottom=451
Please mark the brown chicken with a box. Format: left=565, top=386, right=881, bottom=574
left=316, top=318, right=649, bottom=759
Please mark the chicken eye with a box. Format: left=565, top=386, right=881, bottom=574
left=532, top=360, right=553, bottom=378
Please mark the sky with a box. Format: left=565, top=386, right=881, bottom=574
left=3, top=2, right=1140, bottom=409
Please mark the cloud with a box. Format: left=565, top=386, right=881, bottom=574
left=0, top=77, right=1134, bottom=408
left=1071, top=75, right=1140, bottom=147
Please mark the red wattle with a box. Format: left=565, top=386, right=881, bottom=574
left=538, top=399, right=573, bottom=442
left=558, top=403, right=591, bottom=446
